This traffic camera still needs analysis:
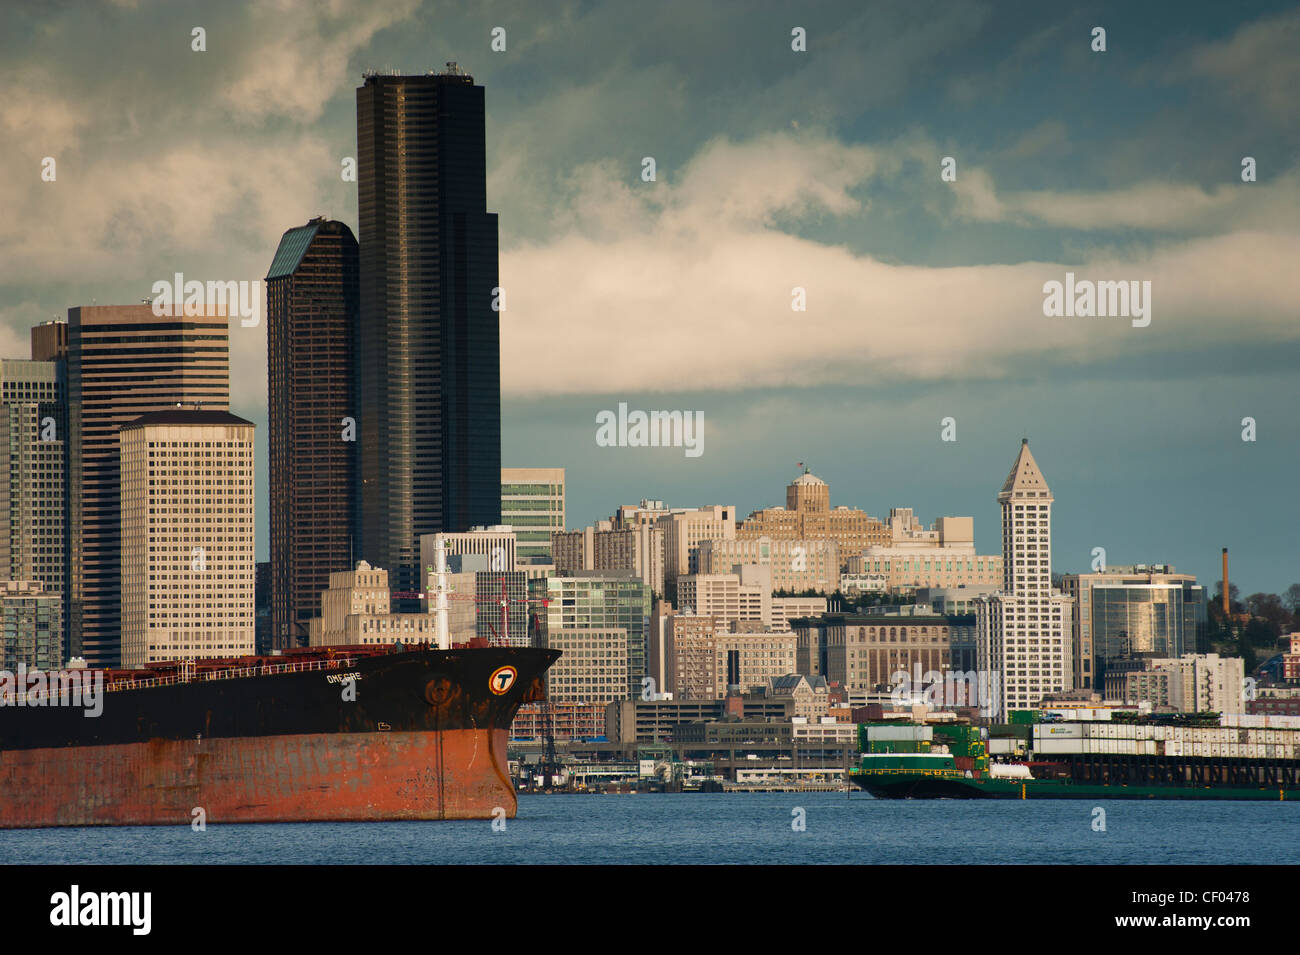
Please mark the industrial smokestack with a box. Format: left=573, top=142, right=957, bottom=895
left=1221, top=548, right=1229, bottom=616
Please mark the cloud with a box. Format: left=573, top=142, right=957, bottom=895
left=950, top=167, right=1300, bottom=233
left=216, top=0, right=420, bottom=124
left=499, top=132, right=1300, bottom=396
left=1180, top=7, right=1300, bottom=121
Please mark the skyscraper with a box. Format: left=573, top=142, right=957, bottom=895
left=356, top=64, right=501, bottom=594
left=266, top=217, right=359, bottom=649
left=0, top=358, right=66, bottom=664
left=500, top=467, right=564, bottom=567
left=68, top=304, right=229, bottom=666
left=976, top=440, right=1074, bottom=720
left=119, top=410, right=255, bottom=668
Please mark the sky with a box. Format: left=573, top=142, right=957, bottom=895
left=2, top=0, right=1297, bottom=595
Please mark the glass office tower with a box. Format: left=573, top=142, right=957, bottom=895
left=356, top=65, right=501, bottom=595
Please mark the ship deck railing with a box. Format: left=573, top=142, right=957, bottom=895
left=105, top=656, right=358, bottom=692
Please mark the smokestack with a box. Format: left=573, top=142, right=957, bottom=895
left=1221, top=548, right=1229, bottom=616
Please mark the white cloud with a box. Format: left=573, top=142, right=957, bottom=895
left=499, top=133, right=1300, bottom=396
left=217, top=0, right=420, bottom=123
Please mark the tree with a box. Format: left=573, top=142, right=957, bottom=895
left=1284, top=583, right=1300, bottom=617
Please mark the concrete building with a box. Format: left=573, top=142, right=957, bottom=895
left=0, top=358, right=67, bottom=661
left=714, top=631, right=799, bottom=697
left=534, top=571, right=650, bottom=699
left=657, top=505, right=736, bottom=601
left=422, top=527, right=517, bottom=577
left=501, top=467, right=564, bottom=567
left=266, top=217, right=359, bottom=650
left=605, top=697, right=792, bottom=745
left=542, top=628, right=629, bottom=705
left=768, top=674, right=830, bottom=721
left=69, top=303, right=230, bottom=667
left=119, top=411, right=253, bottom=668
left=0, top=580, right=62, bottom=671
left=916, top=586, right=997, bottom=616
left=662, top=612, right=719, bottom=700
left=976, top=441, right=1074, bottom=721
left=677, top=573, right=768, bottom=629
left=1060, top=565, right=1206, bottom=692
left=30, top=320, right=68, bottom=362
left=770, top=595, right=828, bottom=632
left=696, top=536, right=839, bottom=594
left=308, top=560, right=469, bottom=647
left=738, top=471, right=888, bottom=562
left=801, top=613, right=953, bottom=696
left=1107, top=653, right=1244, bottom=715
left=848, top=510, right=1003, bottom=593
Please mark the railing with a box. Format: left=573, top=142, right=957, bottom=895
left=105, top=657, right=357, bottom=693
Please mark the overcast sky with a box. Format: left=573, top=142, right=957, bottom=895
left=3, top=0, right=1298, bottom=594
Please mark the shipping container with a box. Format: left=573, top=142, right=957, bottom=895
left=1036, top=723, right=1082, bottom=739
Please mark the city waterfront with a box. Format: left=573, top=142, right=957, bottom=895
left=3, top=793, right=1296, bottom=866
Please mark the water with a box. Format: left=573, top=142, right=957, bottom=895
left=3, top=792, right=1297, bottom=864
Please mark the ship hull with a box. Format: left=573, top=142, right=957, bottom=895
left=0, top=646, right=558, bottom=827
left=850, top=773, right=1296, bottom=801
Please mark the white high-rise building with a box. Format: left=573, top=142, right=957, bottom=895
left=119, top=410, right=255, bottom=668
left=976, top=440, right=1074, bottom=720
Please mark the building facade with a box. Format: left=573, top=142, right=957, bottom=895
left=500, top=467, right=564, bottom=567
left=0, top=580, right=62, bottom=671
left=119, top=411, right=253, bottom=668
left=0, top=358, right=66, bottom=662
left=266, top=217, right=359, bottom=650
left=657, top=505, right=736, bottom=600
left=696, top=536, right=839, bottom=594
left=356, top=66, right=502, bottom=595
left=541, top=628, right=629, bottom=705
left=534, top=571, right=650, bottom=699
left=1060, top=565, right=1206, bottom=692
left=68, top=304, right=229, bottom=666
left=975, top=440, right=1074, bottom=721
left=1107, top=653, right=1244, bottom=715
left=737, top=472, right=889, bottom=561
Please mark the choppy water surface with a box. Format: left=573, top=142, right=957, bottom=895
left=2, top=792, right=1296, bottom=864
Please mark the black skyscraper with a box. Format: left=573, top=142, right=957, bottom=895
left=356, top=65, right=502, bottom=593
left=266, top=217, right=359, bottom=648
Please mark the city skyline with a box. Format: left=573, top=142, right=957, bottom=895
left=0, top=1, right=1296, bottom=596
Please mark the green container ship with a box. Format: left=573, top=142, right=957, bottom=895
left=849, top=750, right=1300, bottom=801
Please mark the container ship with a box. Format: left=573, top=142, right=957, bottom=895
left=0, top=643, right=559, bottom=827
left=848, top=719, right=1300, bottom=800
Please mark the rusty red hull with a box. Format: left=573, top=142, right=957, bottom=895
left=0, top=646, right=559, bottom=828
left=0, top=729, right=515, bottom=826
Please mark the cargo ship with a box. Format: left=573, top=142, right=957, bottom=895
left=849, top=752, right=1300, bottom=800
left=0, top=643, right=559, bottom=827
left=848, top=720, right=1300, bottom=800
